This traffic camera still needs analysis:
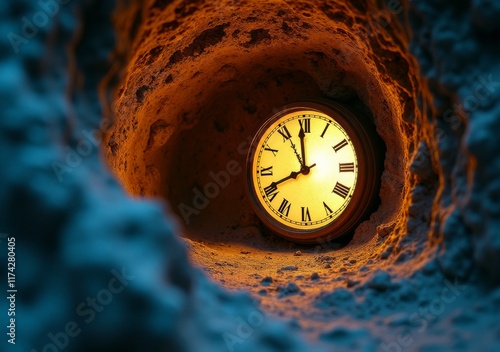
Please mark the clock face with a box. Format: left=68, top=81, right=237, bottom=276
left=246, top=100, right=382, bottom=243
left=253, top=112, right=358, bottom=230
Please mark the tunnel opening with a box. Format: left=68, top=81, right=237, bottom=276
left=104, top=0, right=438, bottom=328
left=6, top=0, right=500, bottom=349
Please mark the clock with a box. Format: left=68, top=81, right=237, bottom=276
left=245, top=99, right=383, bottom=244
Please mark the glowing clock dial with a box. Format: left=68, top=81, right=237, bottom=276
left=245, top=100, right=382, bottom=244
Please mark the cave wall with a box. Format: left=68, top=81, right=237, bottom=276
left=0, top=0, right=500, bottom=351
left=409, top=0, right=500, bottom=282
left=107, top=0, right=435, bottom=260
left=0, top=1, right=312, bottom=351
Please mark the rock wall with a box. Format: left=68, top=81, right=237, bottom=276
left=0, top=1, right=311, bottom=351
left=107, top=0, right=434, bottom=261
left=409, top=0, right=500, bottom=282
left=1, top=0, right=499, bottom=351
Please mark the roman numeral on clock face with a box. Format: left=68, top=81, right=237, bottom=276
left=299, top=118, right=311, bottom=133
left=323, top=201, right=333, bottom=216
left=278, top=198, right=291, bottom=216
left=301, top=207, right=311, bottom=222
left=332, top=182, right=350, bottom=199
left=339, top=162, right=355, bottom=173
left=264, top=184, right=279, bottom=202
left=333, top=139, right=348, bottom=152
left=321, top=123, right=329, bottom=138
left=277, top=125, right=291, bottom=142
left=264, top=144, right=279, bottom=156
left=260, top=166, right=273, bottom=176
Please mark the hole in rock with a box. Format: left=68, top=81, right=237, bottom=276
left=105, top=0, right=436, bottom=324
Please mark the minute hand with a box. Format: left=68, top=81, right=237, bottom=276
left=299, top=127, right=306, bottom=167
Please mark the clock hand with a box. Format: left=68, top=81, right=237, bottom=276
left=268, top=163, right=317, bottom=189
left=289, top=139, right=303, bottom=167
left=298, top=126, right=306, bottom=167
left=301, top=162, right=316, bottom=175
left=270, top=170, right=301, bottom=188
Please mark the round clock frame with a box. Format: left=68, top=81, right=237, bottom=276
left=245, top=99, right=384, bottom=244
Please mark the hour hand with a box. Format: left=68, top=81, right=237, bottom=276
left=263, top=170, right=300, bottom=200
left=298, top=127, right=306, bottom=167
left=267, top=164, right=316, bottom=190
left=271, top=170, right=301, bottom=188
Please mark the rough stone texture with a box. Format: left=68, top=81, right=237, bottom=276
left=1, top=0, right=500, bottom=351
left=0, top=1, right=313, bottom=351
left=409, top=0, right=500, bottom=282
left=107, top=0, right=434, bottom=282
left=109, top=0, right=424, bottom=244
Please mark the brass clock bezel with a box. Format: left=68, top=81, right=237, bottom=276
left=245, top=99, right=382, bottom=244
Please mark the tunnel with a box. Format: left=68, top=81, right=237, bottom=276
left=106, top=0, right=431, bottom=293
left=1, top=0, right=500, bottom=351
